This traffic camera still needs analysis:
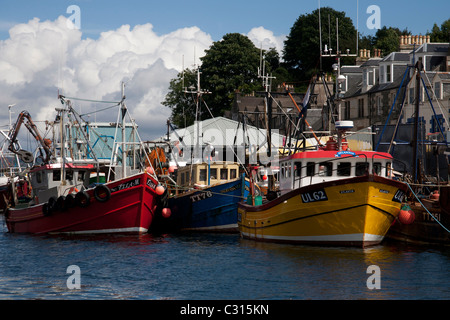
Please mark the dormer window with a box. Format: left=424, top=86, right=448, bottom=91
left=386, top=65, right=391, bottom=83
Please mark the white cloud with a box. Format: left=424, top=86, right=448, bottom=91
left=0, top=16, right=213, bottom=139
left=246, top=26, right=286, bottom=56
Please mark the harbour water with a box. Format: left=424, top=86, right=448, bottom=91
left=1, top=214, right=449, bottom=302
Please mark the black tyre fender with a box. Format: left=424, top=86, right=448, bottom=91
left=64, top=193, right=76, bottom=210
left=93, top=184, right=111, bottom=203
left=55, top=195, right=66, bottom=211
left=47, top=196, right=58, bottom=212
left=75, top=191, right=91, bottom=208
left=42, top=203, right=51, bottom=216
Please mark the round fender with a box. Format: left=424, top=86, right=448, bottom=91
left=75, top=191, right=91, bottom=208
left=48, top=196, right=58, bottom=212
left=42, top=203, right=51, bottom=216
left=64, top=193, right=76, bottom=210
left=55, top=196, right=66, bottom=211
left=94, top=184, right=111, bottom=203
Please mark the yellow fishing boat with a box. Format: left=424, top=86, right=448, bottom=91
left=238, top=124, right=408, bottom=247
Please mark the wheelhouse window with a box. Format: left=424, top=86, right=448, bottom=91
left=355, top=162, right=369, bottom=176
left=373, top=162, right=382, bottom=175
left=306, top=162, right=315, bottom=177
left=210, top=168, right=217, bottom=180
left=220, top=169, right=228, bottom=180
left=294, top=162, right=302, bottom=177
left=53, top=170, right=61, bottom=181
left=318, top=162, right=333, bottom=176
left=230, top=169, right=237, bottom=179
left=77, top=171, right=85, bottom=182
left=199, top=169, right=207, bottom=182
left=337, top=162, right=351, bottom=176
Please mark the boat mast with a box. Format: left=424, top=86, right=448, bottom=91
left=121, top=82, right=127, bottom=178
left=412, top=59, right=423, bottom=185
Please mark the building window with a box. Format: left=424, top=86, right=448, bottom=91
left=344, top=101, right=351, bottom=120
left=377, top=96, right=382, bottom=115
left=409, top=88, right=414, bottom=104
left=368, top=70, right=374, bottom=85
left=435, top=82, right=441, bottom=100
left=358, top=99, right=364, bottom=117
left=386, top=65, right=391, bottom=82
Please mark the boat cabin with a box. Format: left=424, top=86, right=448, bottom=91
left=30, top=160, right=95, bottom=204
left=175, top=162, right=241, bottom=192
left=279, top=150, right=394, bottom=195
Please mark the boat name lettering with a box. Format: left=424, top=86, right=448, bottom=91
left=392, top=190, right=405, bottom=203
left=111, top=178, right=141, bottom=193
left=301, top=189, right=328, bottom=203
left=190, top=191, right=213, bottom=202
left=221, top=183, right=241, bottom=194
left=339, top=189, right=355, bottom=194
left=335, top=151, right=358, bottom=158
left=379, top=189, right=389, bottom=194
left=146, top=179, right=157, bottom=189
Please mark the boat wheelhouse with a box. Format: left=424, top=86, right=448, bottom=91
left=279, top=148, right=395, bottom=195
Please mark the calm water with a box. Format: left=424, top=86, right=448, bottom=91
left=1, top=214, right=450, bottom=301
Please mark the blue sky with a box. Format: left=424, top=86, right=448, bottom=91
left=1, top=0, right=449, bottom=41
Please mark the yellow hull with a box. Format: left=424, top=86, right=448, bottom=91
left=238, top=175, right=407, bottom=247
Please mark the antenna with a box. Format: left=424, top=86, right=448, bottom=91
left=8, top=104, right=16, bottom=131
left=319, top=0, right=322, bottom=70
left=258, top=46, right=276, bottom=92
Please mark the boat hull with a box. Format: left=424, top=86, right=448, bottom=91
left=5, top=172, right=160, bottom=235
left=238, top=175, right=407, bottom=247
left=386, top=187, right=450, bottom=245
left=152, top=177, right=250, bottom=233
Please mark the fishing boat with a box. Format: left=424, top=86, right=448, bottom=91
left=5, top=85, right=164, bottom=235
left=153, top=160, right=255, bottom=233
left=238, top=121, right=409, bottom=247
left=379, top=60, right=450, bottom=245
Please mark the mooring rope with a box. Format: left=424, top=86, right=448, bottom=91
left=405, top=182, right=450, bottom=233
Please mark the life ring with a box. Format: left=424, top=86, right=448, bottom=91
left=94, top=185, right=111, bottom=203
left=75, top=191, right=91, bottom=208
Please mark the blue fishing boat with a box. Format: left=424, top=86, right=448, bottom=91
left=151, top=161, right=257, bottom=233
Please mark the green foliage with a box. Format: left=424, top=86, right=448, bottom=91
left=282, top=7, right=357, bottom=82
left=428, top=19, right=450, bottom=42
left=161, top=68, right=198, bottom=128
left=200, top=33, right=261, bottom=117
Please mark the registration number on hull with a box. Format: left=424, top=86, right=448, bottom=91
left=300, top=189, right=328, bottom=203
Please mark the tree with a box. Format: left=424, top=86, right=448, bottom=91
left=428, top=19, right=450, bottom=42
left=200, top=33, right=261, bottom=117
left=162, top=68, right=198, bottom=128
left=163, top=33, right=263, bottom=127
left=373, top=27, right=411, bottom=56
left=283, top=7, right=357, bottom=84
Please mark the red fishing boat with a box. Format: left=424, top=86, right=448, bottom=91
left=5, top=165, right=161, bottom=234
left=4, top=85, right=165, bottom=235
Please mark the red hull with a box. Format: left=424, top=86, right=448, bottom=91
left=5, top=172, right=160, bottom=235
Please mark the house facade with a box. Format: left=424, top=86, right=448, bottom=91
left=341, top=38, right=450, bottom=138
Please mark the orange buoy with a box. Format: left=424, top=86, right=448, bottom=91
left=398, top=205, right=415, bottom=225
left=162, top=208, right=171, bottom=218
left=430, top=190, right=439, bottom=200
left=146, top=166, right=155, bottom=175
left=155, top=185, right=165, bottom=195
